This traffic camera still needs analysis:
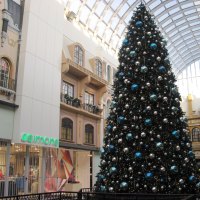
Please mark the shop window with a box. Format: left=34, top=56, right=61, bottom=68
left=85, top=124, right=94, bottom=144
left=85, top=92, right=94, bottom=105
left=61, top=118, right=73, bottom=141
left=192, top=127, right=200, bottom=142
left=0, top=58, right=10, bottom=89
left=107, top=65, right=111, bottom=82
left=62, top=81, right=74, bottom=98
left=74, top=45, right=83, bottom=66
left=96, top=59, right=102, bottom=77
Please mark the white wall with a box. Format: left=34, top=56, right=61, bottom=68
left=13, top=0, right=64, bottom=143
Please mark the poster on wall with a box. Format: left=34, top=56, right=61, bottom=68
left=44, top=149, right=74, bottom=192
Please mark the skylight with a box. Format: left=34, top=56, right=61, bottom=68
left=65, top=0, right=200, bottom=74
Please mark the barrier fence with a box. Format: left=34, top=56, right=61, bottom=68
left=0, top=188, right=199, bottom=200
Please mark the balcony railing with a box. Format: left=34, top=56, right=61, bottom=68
left=0, top=77, right=15, bottom=91
left=61, top=94, right=102, bottom=115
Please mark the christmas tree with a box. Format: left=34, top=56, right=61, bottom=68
left=95, top=3, right=200, bottom=194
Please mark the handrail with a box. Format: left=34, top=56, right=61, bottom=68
left=60, top=93, right=102, bottom=115
left=0, top=190, right=198, bottom=200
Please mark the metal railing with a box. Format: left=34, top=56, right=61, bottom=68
left=0, top=77, right=15, bottom=91
left=0, top=189, right=199, bottom=200
left=0, top=191, right=79, bottom=200
left=60, top=94, right=102, bottom=115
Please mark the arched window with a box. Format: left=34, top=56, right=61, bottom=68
left=192, top=127, right=200, bottom=142
left=107, top=65, right=111, bottom=82
left=0, top=58, right=10, bottom=89
left=61, top=118, right=73, bottom=141
left=74, top=45, right=83, bottom=66
left=96, top=59, right=102, bottom=77
left=85, top=124, right=94, bottom=144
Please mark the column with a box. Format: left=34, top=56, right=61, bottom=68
left=24, top=145, right=29, bottom=194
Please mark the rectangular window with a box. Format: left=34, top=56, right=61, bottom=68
left=85, top=92, right=94, bottom=105
left=8, top=0, right=21, bottom=28
left=62, top=82, right=74, bottom=98
left=61, top=127, right=73, bottom=141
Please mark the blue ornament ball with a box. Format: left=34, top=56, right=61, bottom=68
left=141, top=66, right=148, bottom=73
left=107, top=125, right=113, bottom=132
left=131, top=84, right=139, bottom=91
left=130, top=51, right=136, bottom=57
left=118, top=72, right=124, bottom=79
left=172, top=130, right=180, bottom=139
left=189, top=175, right=196, bottom=182
left=100, top=147, right=105, bottom=155
left=135, top=20, right=143, bottom=27
left=170, top=165, right=178, bottom=174
left=144, top=118, right=152, bottom=126
left=171, top=87, right=178, bottom=94
left=135, top=151, right=142, bottom=159
left=120, top=182, right=128, bottom=191
left=123, top=38, right=129, bottom=45
left=188, top=151, right=194, bottom=158
left=156, top=142, right=164, bottom=151
left=98, top=174, right=105, bottom=181
left=159, top=66, right=166, bottom=73
left=109, top=166, right=117, bottom=174
left=100, top=185, right=106, bottom=192
left=126, top=133, right=133, bottom=141
left=145, top=172, right=153, bottom=179
left=150, top=43, right=157, bottom=50
left=118, top=116, right=125, bottom=124
left=150, top=94, right=157, bottom=102
left=108, top=144, right=115, bottom=153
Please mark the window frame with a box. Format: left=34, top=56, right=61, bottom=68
left=96, top=59, right=102, bottom=77
left=85, top=124, right=94, bottom=144
left=62, top=81, right=74, bottom=98
left=61, top=118, right=73, bottom=142
left=74, top=45, right=83, bottom=66
left=0, top=58, right=10, bottom=88
left=85, top=92, right=94, bottom=105
left=192, top=127, right=200, bottom=142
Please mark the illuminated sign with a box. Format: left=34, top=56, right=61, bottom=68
left=21, top=133, right=59, bottom=148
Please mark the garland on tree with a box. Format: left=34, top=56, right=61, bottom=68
left=95, top=3, right=200, bottom=194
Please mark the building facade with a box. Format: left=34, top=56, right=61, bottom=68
left=0, top=0, right=116, bottom=196
left=186, top=95, right=200, bottom=171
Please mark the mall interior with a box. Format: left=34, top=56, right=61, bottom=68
left=0, top=0, right=200, bottom=197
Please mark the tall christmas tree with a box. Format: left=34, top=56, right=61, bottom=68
left=95, top=3, right=200, bottom=194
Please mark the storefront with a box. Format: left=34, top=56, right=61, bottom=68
left=0, top=139, right=95, bottom=196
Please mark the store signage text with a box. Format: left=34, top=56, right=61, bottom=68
left=21, top=133, right=59, bottom=148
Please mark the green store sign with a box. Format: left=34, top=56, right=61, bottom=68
left=21, top=133, right=59, bottom=148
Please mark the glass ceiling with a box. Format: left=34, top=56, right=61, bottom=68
left=65, top=0, right=200, bottom=75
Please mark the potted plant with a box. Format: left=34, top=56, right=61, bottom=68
left=72, top=98, right=81, bottom=107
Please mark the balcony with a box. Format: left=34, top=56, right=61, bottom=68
left=60, top=93, right=102, bottom=119
left=62, top=58, right=108, bottom=89
left=0, top=77, right=16, bottom=102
